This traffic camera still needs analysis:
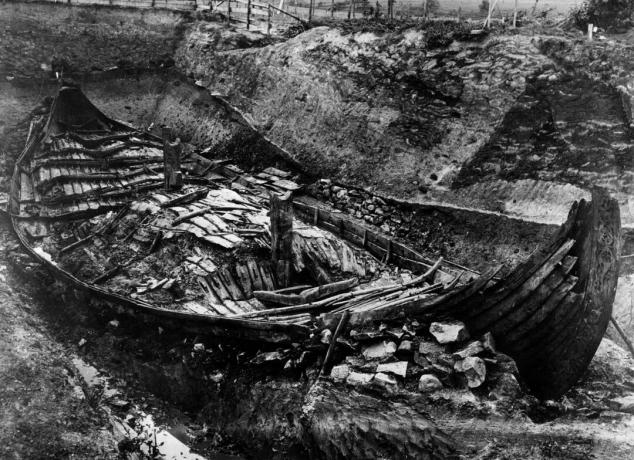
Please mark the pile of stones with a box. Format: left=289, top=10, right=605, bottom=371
left=328, top=319, right=524, bottom=401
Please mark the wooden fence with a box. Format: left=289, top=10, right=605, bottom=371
left=215, top=0, right=305, bottom=34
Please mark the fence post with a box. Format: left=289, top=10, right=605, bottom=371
left=485, top=0, right=492, bottom=28
left=267, top=4, right=272, bottom=35
left=309, top=0, right=313, bottom=21
left=247, top=0, right=251, bottom=30
left=330, top=0, right=334, bottom=18
left=512, top=0, right=517, bottom=27
left=352, top=0, right=355, bottom=18
left=422, top=0, right=427, bottom=19
left=227, top=0, right=231, bottom=24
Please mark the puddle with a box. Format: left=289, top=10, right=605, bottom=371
left=71, top=356, right=212, bottom=459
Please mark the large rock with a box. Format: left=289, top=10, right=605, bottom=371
left=373, top=372, right=398, bottom=392
left=397, top=340, right=413, bottom=356
left=330, top=364, right=351, bottom=382
left=346, top=371, right=374, bottom=387
left=454, top=357, right=486, bottom=388
left=418, top=340, right=445, bottom=359
left=376, top=361, right=408, bottom=378
left=452, top=341, right=484, bottom=360
left=362, top=341, right=397, bottom=360
left=429, top=321, right=470, bottom=344
left=418, top=374, right=443, bottom=392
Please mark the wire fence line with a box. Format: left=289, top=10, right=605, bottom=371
left=17, top=0, right=582, bottom=32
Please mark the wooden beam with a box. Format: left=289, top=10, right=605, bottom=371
left=270, top=192, right=294, bottom=287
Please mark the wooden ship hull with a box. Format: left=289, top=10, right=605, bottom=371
left=9, top=85, right=620, bottom=399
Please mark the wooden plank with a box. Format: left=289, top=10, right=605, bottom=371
left=263, top=167, right=291, bottom=178
left=197, top=277, right=233, bottom=316
left=466, top=240, right=576, bottom=331
left=235, top=263, right=254, bottom=298
left=504, top=276, right=579, bottom=352
left=219, top=267, right=245, bottom=300
left=485, top=256, right=577, bottom=340
left=202, top=234, right=235, bottom=249
left=246, top=259, right=264, bottom=291
left=259, top=263, right=277, bottom=291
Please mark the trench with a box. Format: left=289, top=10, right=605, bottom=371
left=3, top=3, right=634, bottom=457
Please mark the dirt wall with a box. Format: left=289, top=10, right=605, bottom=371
left=0, top=2, right=189, bottom=79
left=175, top=23, right=554, bottom=199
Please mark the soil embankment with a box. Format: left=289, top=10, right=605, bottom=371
left=2, top=2, right=634, bottom=458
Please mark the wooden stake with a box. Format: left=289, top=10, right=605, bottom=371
left=267, top=4, right=272, bottom=35
left=610, top=316, right=634, bottom=359
left=331, top=0, right=334, bottom=17
left=227, top=0, right=231, bottom=24
left=309, top=0, right=313, bottom=21
left=247, top=0, right=251, bottom=30
left=162, top=127, right=183, bottom=192
left=319, top=310, right=351, bottom=377
left=313, top=207, right=319, bottom=225
left=271, top=192, right=294, bottom=288
left=486, top=0, right=493, bottom=28
left=587, top=23, right=593, bottom=41
left=512, top=0, right=518, bottom=27
left=422, top=0, right=427, bottom=19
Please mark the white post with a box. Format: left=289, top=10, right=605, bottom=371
left=587, top=23, right=593, bottom=41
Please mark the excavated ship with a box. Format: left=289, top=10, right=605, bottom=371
left=9, top=85, right=620, bottom=399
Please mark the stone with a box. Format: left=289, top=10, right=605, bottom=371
left=397, top=340, right=413, bottom=356
left=250, top=351, right=285, bottom=366
left=107, top=319, right=120, bottom=329
left=346, top=371, right=374, bottom=387
left=454, top=357, right=486, bottom=388
left=320, top=329, right=332, bottom=344
left=376, top=361, right=408, bottom=378
left=330, top=364, right=351, bottom=382
left=78, top=338, right=87, bottom=347
left=418, top=374, right=443, bottom=392
left=385, top=328, right=405, bottom=340
left=452, top=341, right=484, bottom=360
left=362, top=341, right=397, bottom=360
left=193, top=343, right=205, bottom=352
left=418, top=341, right=445, bottom=360
left=373, top=372, right=398, bottom=390
left=429, top=321, right=470, bottom=344
left=481, top=332, right=496, bottom=353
